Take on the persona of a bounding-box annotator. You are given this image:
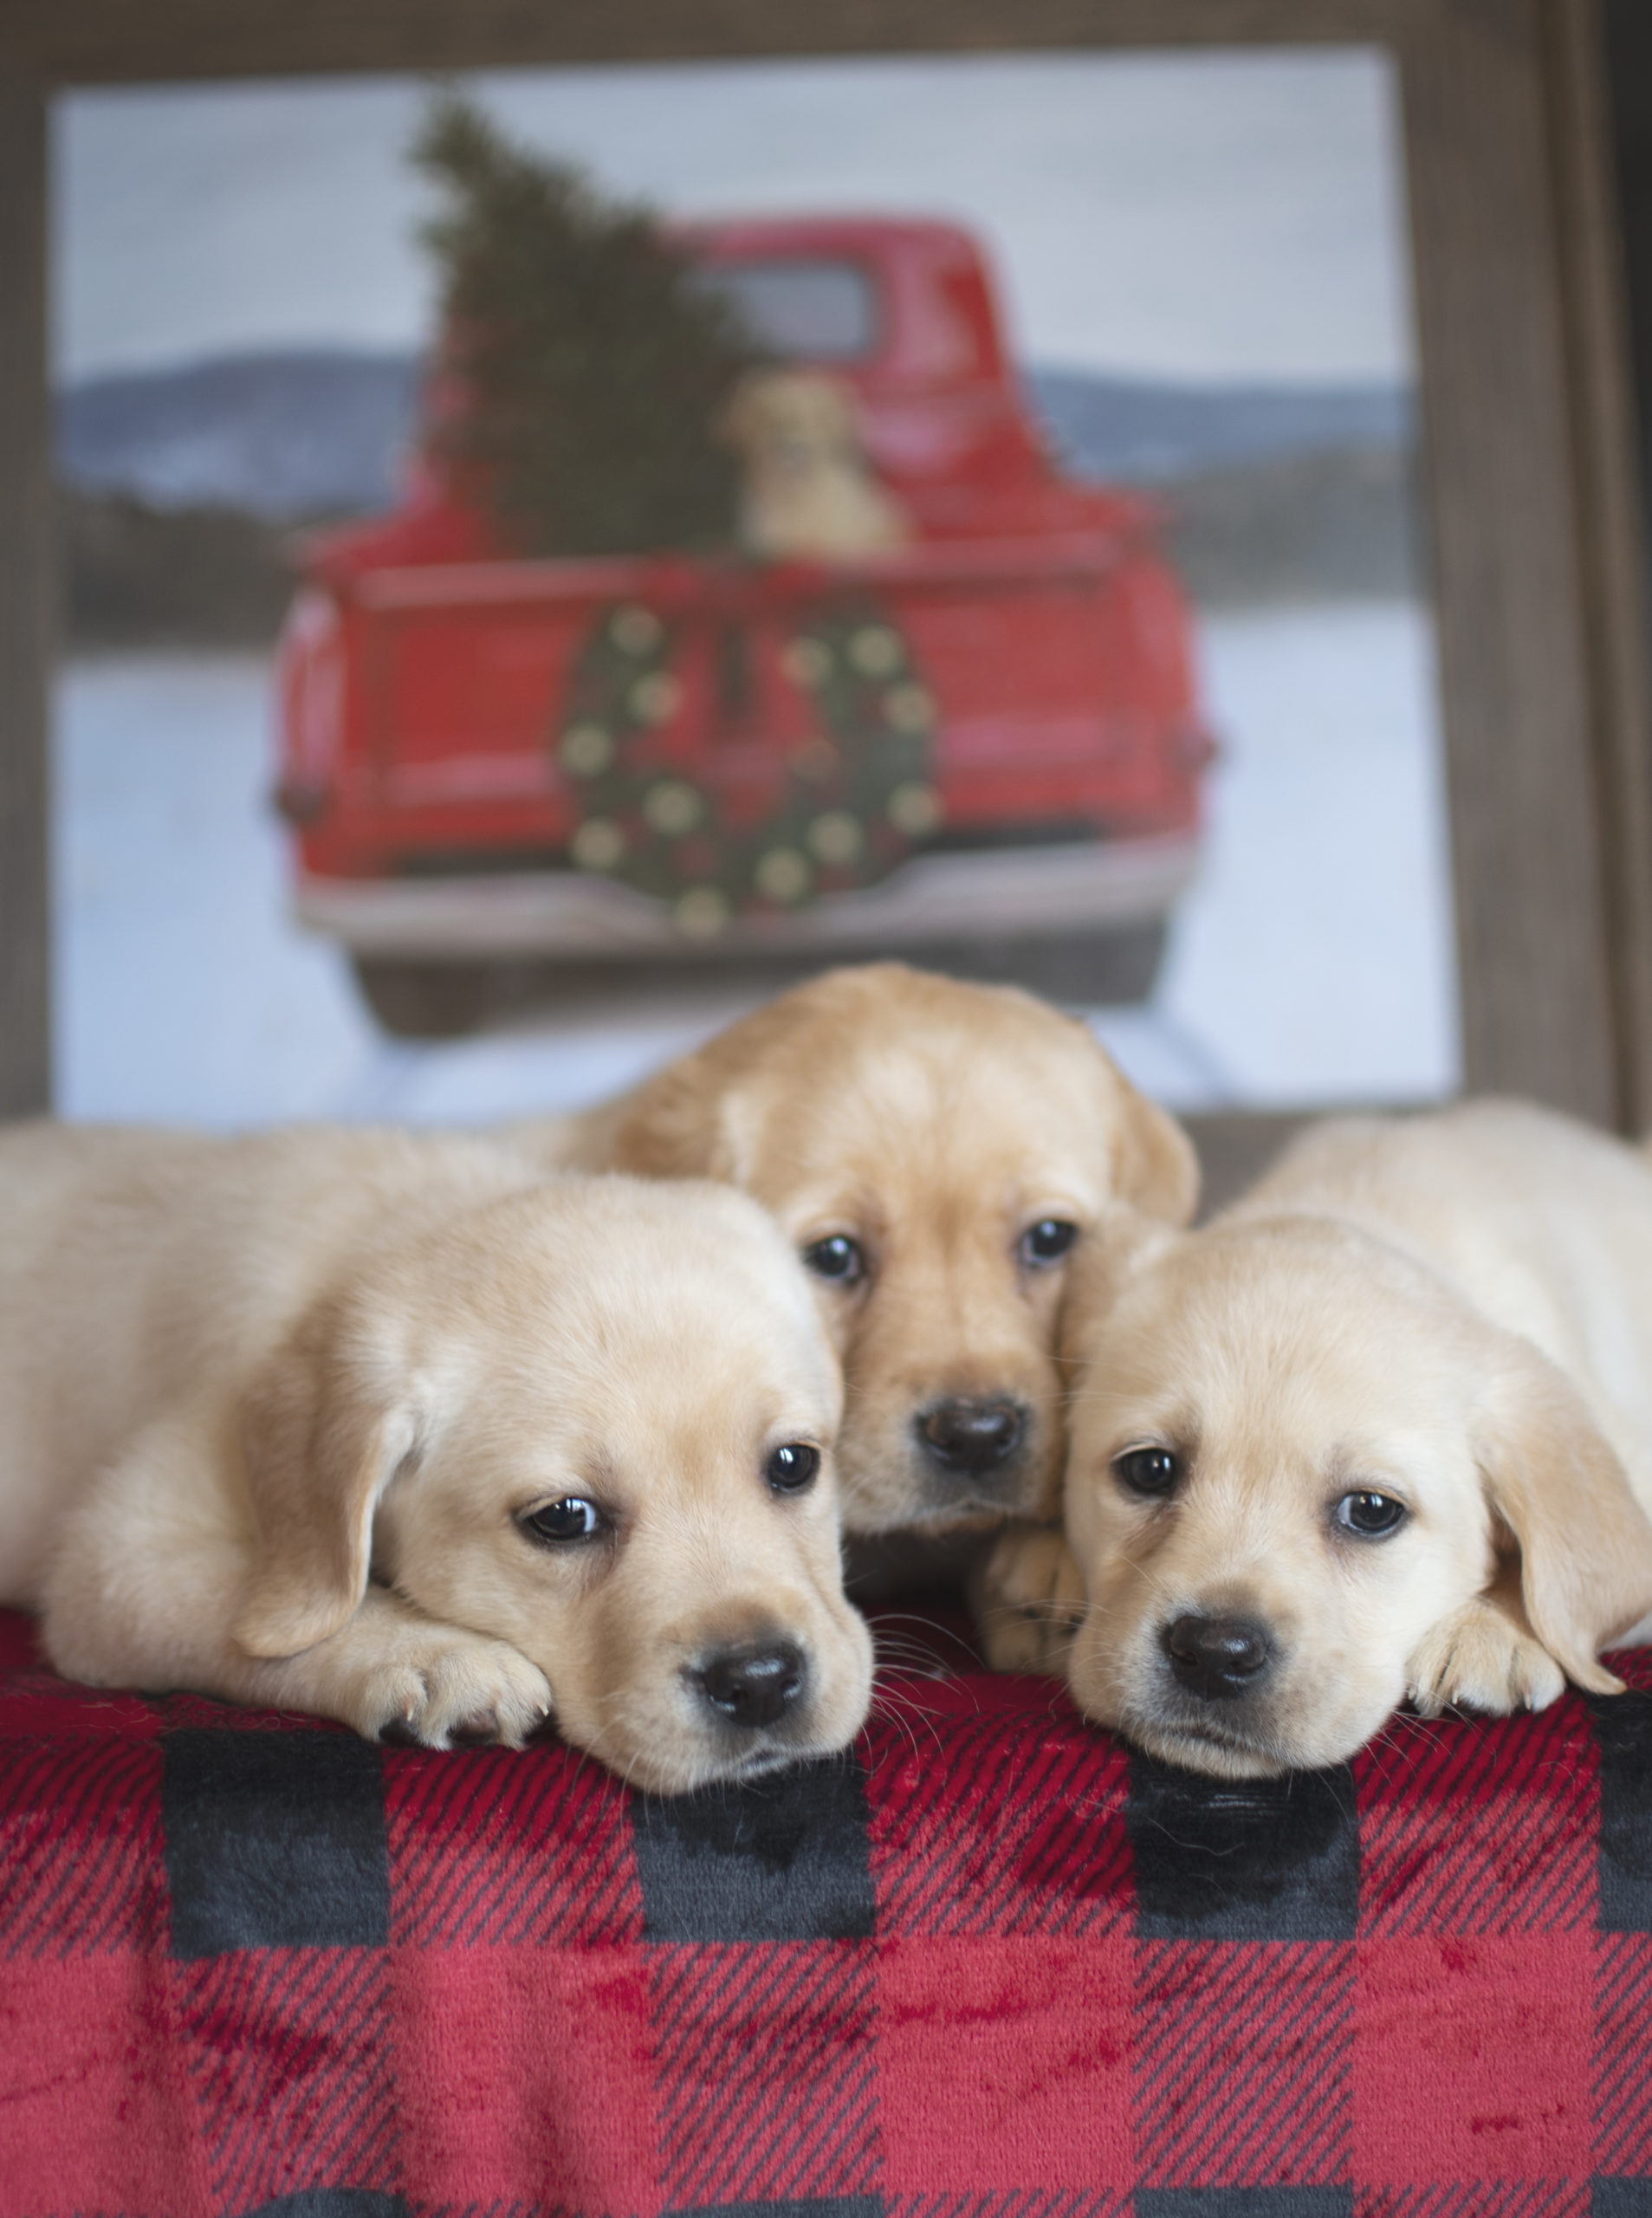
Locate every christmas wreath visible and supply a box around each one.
[553,600,944,933]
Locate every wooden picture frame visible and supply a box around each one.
[3,0,1649,1190]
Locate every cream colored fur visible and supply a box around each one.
[721,367,910,560]
[991,1099,1652,1774]
[506,963,1199,1540]
[0,1121,871,1790]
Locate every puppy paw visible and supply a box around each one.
[969,1521,1087,1676]
[1405,1598,1566,1718]
[282,1613,554,1749]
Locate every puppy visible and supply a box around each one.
[720,366,910,561]
[0,1122,871,1792]
[522,963,1199,1540]
[1050,1099,1652,1777]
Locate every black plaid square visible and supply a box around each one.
[1138,2193,1353,2217]
[1594,2181,1652,2215]
[634,1754,874,1942]
[240,2195,407,2216]
[163,1729,388,1957]
[1596,1689,1652,1934]
[1128,1755,1359,1940]
[885,2197,1128,2218]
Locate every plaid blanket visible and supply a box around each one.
[0,1603,1648,2215]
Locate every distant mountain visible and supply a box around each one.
[56,348,1413,522]
[1027,369,1414,483]
[57,350,424,521]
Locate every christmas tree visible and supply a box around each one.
[414,91,761,558]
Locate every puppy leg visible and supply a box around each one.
[969,1520,1087,1676]
[255,1592,555,1748]
[40,1412,553,1748]
[1405,1595,1568,1716]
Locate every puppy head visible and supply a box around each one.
[1061,1216,1652,1777]
[587,963,1197,1534]
[719,367,856,471]
[233,1177,871,1793]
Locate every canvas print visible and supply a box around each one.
[53,51,1456,1125]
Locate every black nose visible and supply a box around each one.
[695,1641,807,1729]
[1162,1613,1273,1701]
[917,1398,1027,1477]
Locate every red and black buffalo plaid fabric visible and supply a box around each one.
[1,1603,1649,2216]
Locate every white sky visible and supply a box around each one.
[55,49,1416,388]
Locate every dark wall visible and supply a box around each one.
[1603,1,1652,568]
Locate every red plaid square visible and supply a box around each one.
[0,1955,211,2215]
[0,1737,165,1956]
[154,1693,328,1731]
[1597,1932,1652,2176]
[869,1700,1132,1938]
[393,1938,660,2211]
[386,1743,643,1948]
[1133,1940,1353,2187]
[651,1940,878,2205]
[1354,1706,1597,1935]
[177,1944,396,2210]
[0,1617,37,1671]
[1352,1932,1593,2185]
[877,1935,1133,2190]
[0,1668,159,1741]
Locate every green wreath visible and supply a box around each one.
[551,599,943,937]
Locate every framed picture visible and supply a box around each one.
[3,0,1649,1190]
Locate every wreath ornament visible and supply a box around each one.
[553,596,944,936]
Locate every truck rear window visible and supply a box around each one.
[692,260,878,362]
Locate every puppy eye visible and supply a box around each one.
[1335,1490,1408,1538]
[802,1235,865,1286]
[1020,1218,1079,1268]
[766,1442,820,1494]
[521,1497,607,1546]
[1113,1446,1182,1497]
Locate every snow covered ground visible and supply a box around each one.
[53,598,1458,1127]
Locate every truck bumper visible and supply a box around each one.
[293,834,1199,961]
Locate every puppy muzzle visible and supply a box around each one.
[691,1638,808,1731]
[910,1396,1039,1515]
[1161,1612,1273,1701]
[1111,1607,1296,1776]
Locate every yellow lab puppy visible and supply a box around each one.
[1041,1099,1652,1776]
[720,366,910,561]
[523,963,1199,1540]
[0,1122,871,1792]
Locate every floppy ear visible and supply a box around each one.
[580,1053,756,1184]
[1058,1211,1182,1368]
[231,1297,422,1659]
[1474,1337,1652,1695]
[1107,1066,1200,1227]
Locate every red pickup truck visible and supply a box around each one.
[275,216,1212,1035]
